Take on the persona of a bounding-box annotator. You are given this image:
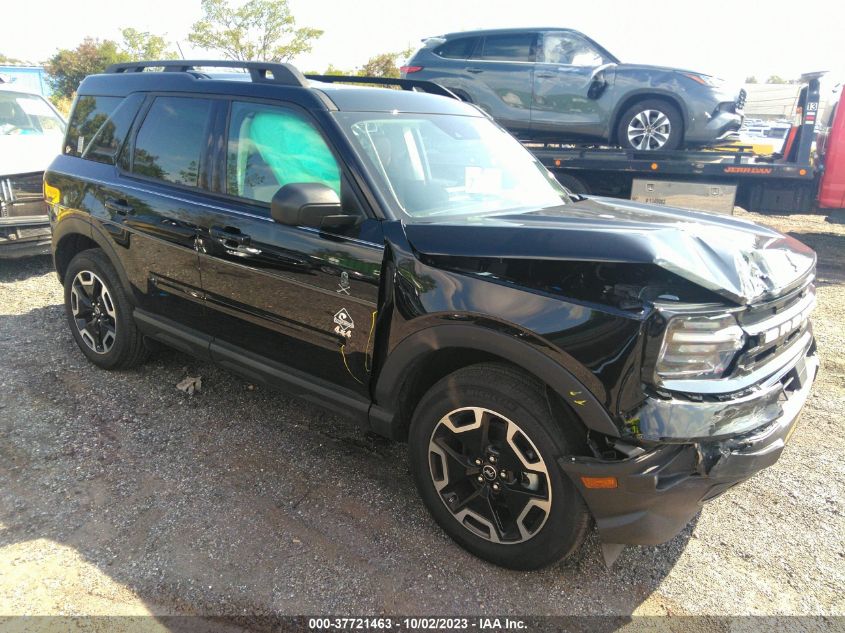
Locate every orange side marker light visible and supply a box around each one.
[581,476,618,489]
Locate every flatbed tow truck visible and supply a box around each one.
[526,72,843,214]
[312,72,844,214]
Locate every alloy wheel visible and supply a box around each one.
[428,407,552,544]
[70,270,117,355]
[627,109,672,150]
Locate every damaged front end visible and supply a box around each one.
[559,274,819,559]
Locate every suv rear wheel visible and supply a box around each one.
[64,249,149,369]
[617,99,683,151]
[409,363,590,569]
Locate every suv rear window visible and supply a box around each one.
[478,34,536,62]
[434,37,479,59]
[66,95,121,158]
[132,97,213,188]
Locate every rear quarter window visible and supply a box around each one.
[65,96,122,159]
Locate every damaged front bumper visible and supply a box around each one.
[559,343,818,547]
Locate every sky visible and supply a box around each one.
[2,0,844,91]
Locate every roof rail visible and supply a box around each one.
[104,60,309,87]
[304,74,458,100]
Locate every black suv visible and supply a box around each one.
[46,61,818,570]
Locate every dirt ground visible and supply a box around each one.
[0,210,843,627]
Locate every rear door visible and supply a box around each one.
[464,33,538,135]
[531,31,609,139]
[107,94,214,337]
[194,99,384,396]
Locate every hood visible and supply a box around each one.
[0,133,64,176]
[404,197,816,305]
[615,63,706,76]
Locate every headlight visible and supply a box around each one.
[656,313,745,380]
[682,72,722,88]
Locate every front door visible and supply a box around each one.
[531,31,608,140]
[194,100,384,396]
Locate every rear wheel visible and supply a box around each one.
[64,249,149,369]
[409,363,590,569]
[616,99,683,151]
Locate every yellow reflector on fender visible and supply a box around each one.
[581,476,618,489]
[44,183,60,205]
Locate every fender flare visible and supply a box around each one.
[371,323,621,439]
[53,215,135,303]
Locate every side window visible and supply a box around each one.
[82,94,144,165]
[65,96,121,158]
[541,33,604,67]
[434,37,479,59]
[478,34,536,62]
[132,96,213,188]
[226,101,341,205]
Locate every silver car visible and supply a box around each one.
[403,28,745,150]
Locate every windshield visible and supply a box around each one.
[334,112,570,220]
[0,92,66,137]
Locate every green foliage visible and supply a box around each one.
[0,53,25,64]
[357,46,414,78]
[766,75,792,85]
[745,76,758,84]
[45,38,130,100]
[188,0,323,62]
[120,28,178,61]
[323,64,346,76]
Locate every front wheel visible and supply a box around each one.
[409,363,590,569]
[616,99,683,151]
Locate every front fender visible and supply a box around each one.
[372,321,621,439]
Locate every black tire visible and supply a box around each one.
[616,99,683,151]
[554,173,591,195]
[409,363,590,570]
[63,249,149,370]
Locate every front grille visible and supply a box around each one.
[733,279,815,377]
[0,172,47,219]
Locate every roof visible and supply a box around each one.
[437,27,580,38]
[79,65,478,116]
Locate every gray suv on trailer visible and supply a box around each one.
[403,28,745,150]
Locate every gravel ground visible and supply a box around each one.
[0,211,843,624]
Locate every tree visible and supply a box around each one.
[745,76,758,84]
[188,0,322,62]
[120,28,178,60]
[766,75,791,85]
[357,46,414,78]
[0,53,25,64]
[45,38,129,100]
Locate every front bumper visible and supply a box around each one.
[559,345,818,546]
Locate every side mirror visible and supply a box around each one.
[270,182,358,229]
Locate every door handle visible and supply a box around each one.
[105,197,133,215]
[466,67,484,74]
[536,73,557,79]
[210,226,250,247]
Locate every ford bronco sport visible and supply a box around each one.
[45,61,818,569]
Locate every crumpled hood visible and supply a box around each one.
[404,197,816,305]
[0,133,63,176]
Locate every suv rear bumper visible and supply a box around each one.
[559,346,818,546]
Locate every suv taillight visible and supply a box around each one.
[400,65,423,74]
